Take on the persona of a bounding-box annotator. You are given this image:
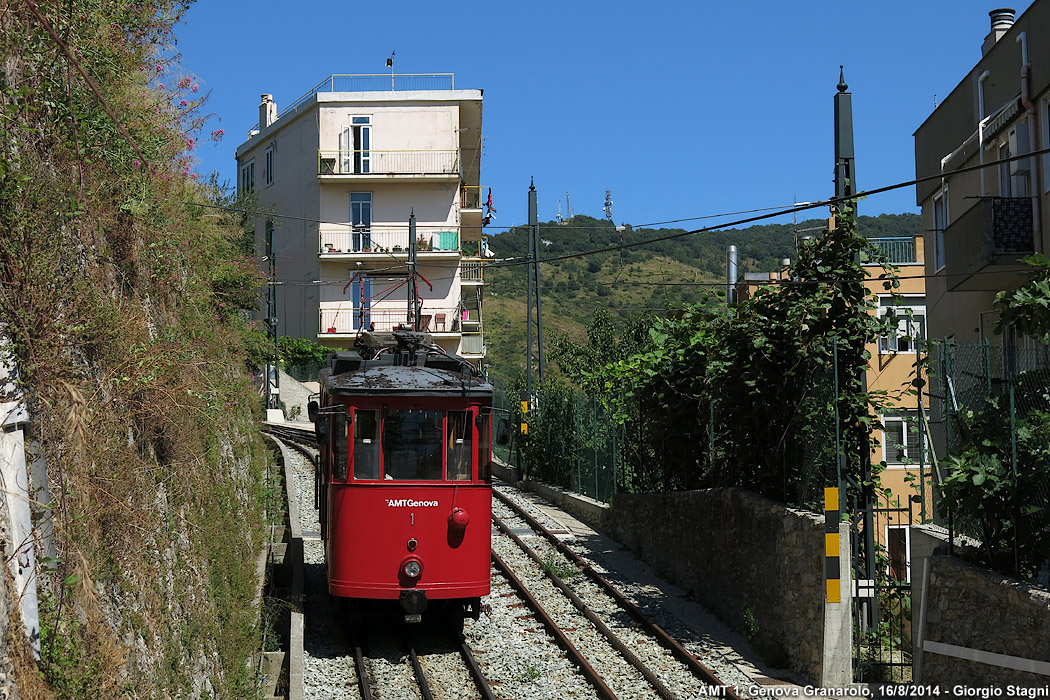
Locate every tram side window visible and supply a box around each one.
[383,409,442,480]
[477,413,492,483]
[447,411,473,481]
[332,411,348,481]
[353,409,380,480]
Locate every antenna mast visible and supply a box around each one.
[603,190,614,221]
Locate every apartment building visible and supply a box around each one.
[914,5,1048,348]
[235,74,487,367]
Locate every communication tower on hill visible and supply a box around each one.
[603,190,614,221]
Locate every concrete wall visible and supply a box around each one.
[915,554,1050,686]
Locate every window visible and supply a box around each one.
[998,142,1012,197]
[932,189,947,271]
[447,411,474,481]
[383,409,443,480]
[352,409,380,479]
[264,146,273,186]
[1043,97,1050,193]
[240,160,255,194]
[477,412,492,483]
[332,410,348,481]
[348,274,372,330]
[878,297,926,354]
[339,116,372,174]
[882,411,925,466]
[350,192,372,251]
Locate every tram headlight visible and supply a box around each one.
[403,559,422,579]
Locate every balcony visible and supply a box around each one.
[459,333,484,357]
[317,150,458,179]
[944,197,1034,291]
[318,304,467,338]
[460,185,486,244]
[461,259,484,285]
[319,227,460,260]
[863,237,918,265]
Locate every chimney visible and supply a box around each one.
[259,94,277,130]
[982,8,1015,55]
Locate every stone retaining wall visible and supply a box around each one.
[916,554,1050,686]
[605,488,845,684]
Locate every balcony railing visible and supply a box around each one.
[944,197,1034,291]
[460,334,484,355]
[864,237,917,264]
[319,305,466,335]
[460,185,487,210]
[319,227,460,254]
[318,150,458,176]
[461,260,484,283]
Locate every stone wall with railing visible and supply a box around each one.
[915,553,1050,686]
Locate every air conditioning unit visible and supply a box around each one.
[1009,126,1031,175]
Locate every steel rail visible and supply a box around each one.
[406,640,436,700]
[491,551,619,700]
[354,643,374,700]
[494,516,679,700]
[493,489,744,700]
[458,635,499,700]
[263,423,318,446]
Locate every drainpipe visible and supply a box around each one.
[1017,32,1043,252]
[978,70,991,196]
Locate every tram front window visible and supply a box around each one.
[447,411,473,481]
[383,409,442,480]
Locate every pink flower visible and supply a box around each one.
[210,129,224,141]
[132,159,141,168]
[155,64,162,72]
[191,85,199,93]
[179,99,187,107]
[178,77,191,88]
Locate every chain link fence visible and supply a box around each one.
[928,339,1050,579]
[491,342,845,510]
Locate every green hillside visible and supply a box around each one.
[482,212,921,383]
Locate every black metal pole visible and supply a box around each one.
[835,68,875,632]
[409,210,418,330]
[265,217,280,411]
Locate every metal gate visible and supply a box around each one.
[851,489,916,682]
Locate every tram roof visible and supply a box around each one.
[320,363,493,398]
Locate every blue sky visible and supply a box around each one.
[176,1,1033,232]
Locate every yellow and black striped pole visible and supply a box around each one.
[825,487,841,603]
[519,390,529,435]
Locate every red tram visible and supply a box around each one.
[309,331,496,623]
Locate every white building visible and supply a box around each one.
[235,74,486,365]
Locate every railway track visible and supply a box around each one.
[353,625,497,700]
[271,427,758,699]
[273,430,498,700]
[490,488,746,700]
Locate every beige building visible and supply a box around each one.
[914,5,1048,350]
[235,74,487,366]
[863,236,931,583]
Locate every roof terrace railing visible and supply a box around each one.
[247,73,456,139]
